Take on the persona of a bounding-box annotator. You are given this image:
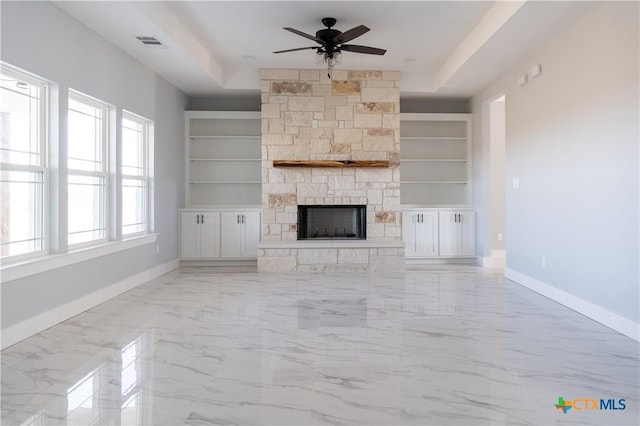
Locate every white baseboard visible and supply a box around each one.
[505,268,639,342]
[406,258,477,265]
[1,258,179,350]
[180,259,257,267]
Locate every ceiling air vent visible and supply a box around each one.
[135,36,166,48]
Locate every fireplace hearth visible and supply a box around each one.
[297,205,366,240]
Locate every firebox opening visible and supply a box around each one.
[297,205,366,240]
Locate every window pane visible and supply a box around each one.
[122,118,144,176]
[0,72,42,167]
[122,178,146,236]
[0,170,44,257]
[122,112,150,236]
[68,174,106,245]
[68,97,104,172]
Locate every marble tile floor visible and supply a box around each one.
[1,266,638,425]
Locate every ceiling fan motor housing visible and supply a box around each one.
[316,28,341,42]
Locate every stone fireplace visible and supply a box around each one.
[257,68,405,272]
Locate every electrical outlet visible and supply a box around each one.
[312,119,319,128]
[541,256,546,268]
[512,178,520,189]
[497,233,503,241]
[338,120,344,128]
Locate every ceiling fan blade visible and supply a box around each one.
[340,44,386,55]
[273,46,318,54]
[283,27,323,44]
[333,25,370,44]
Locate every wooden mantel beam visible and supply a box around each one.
[273,160,389,168]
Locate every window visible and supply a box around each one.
[0,65,47,260]
[67,91,109,246]
[121,112,151,236]
[0,61,158,278]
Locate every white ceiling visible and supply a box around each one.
[54,1,597,99]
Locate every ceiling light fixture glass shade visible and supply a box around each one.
[328,52,342,68]
[316,51,342,68]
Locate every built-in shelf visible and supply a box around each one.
[400,136,467,141]
[190,158,261,162]
[186,111,262,207]
[401,181,468,184]
[190,135,261,139]
[273,160,390,168]
[401,159,467,162]
[400,113,472,206]
[190,181,261,184]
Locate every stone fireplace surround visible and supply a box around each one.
[257,68,405,272]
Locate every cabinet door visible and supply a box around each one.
[180,212,200,259]
[439,211,475,256]
[456,211,475,256]
[199,212,221,258]
[403,211,438,257]
[402,211,420,257]
[241,212,261,258]
[220,212,242,258]
[415,211,438,257]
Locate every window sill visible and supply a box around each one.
[1,233,158,283]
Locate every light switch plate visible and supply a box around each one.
[512,178,520,189]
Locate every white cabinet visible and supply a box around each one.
[180,209,260,260]
[438,211,475,256]
[220,211,261,258]
[185,111,261,207]
[402,209,475,259]
[400,114,472,206]
[182,111,262,263]
[402,211,438,257]
[180,211,220,259]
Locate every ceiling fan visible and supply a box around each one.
[274,17,386,68]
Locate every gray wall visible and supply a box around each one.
[489,100,506,252]
[470,2,639,321]
[400,97,469,113]
[1,1,187,328]
[188,94,261,111]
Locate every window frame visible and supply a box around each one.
[66,89,111,249]
[0,64,49,263]
[120,110,152,238]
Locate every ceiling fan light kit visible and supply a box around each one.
[274,17,386,77]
